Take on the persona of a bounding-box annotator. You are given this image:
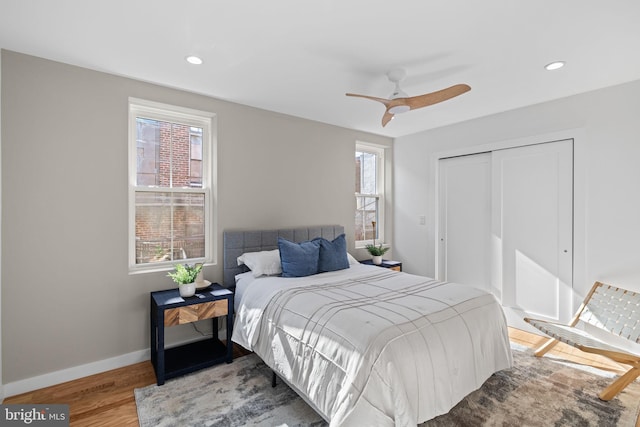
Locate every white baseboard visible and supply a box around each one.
[503,306,545,335]
[3,348,150,399]
[3,327,227,399]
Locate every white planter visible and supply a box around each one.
[179,282,196,297]
[372,255,383,265]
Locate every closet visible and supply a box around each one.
[438,139,573,323]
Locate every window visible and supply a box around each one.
[355,142,385,247]
[129,98,216,272]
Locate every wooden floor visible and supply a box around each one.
[3,328,637,426]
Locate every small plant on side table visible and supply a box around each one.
[366,220,389,265]
[168,263,203,297]
[365,243,390,257]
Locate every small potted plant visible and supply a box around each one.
[167,263,203,297]
[366,243,389,265]
[366,220,389,265]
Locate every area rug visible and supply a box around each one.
[135,344,640,427]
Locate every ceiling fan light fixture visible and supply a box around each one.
[388,105,411,114]
[346,67,471,127]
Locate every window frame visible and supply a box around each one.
[355,141,385,248]
[128,98,217,273]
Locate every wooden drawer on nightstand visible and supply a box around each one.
[164,300,228,326]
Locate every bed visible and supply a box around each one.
[225,225,512,426]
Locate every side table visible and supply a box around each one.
[150,283,234,385]
[360,259,403,272]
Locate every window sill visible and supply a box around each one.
[129,260,214,275]
[355,242,389,250]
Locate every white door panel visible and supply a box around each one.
[438,153,491,292]
[493,140,573,322]
[438,139,573,323]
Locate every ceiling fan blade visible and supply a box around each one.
[382,111,394,127]
[346,93,392,107]
[404,84,471,110]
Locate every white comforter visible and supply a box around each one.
[232,264,512,426]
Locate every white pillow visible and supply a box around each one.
[347,252,360,265]
[237,249,282,277]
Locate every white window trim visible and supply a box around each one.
[128,97,217,274]
[355,141,385,248]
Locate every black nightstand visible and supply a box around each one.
[360,259,402,272]
[150,283,234,385]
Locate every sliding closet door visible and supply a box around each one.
[492,140,573,322]
[438,153,492,292]
[438,139,573,323]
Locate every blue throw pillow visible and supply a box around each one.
[278,237,320,277]
[313,234,350,273]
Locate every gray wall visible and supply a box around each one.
[394,78,640,307]
[0,50,392,386]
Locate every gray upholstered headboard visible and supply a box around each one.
[223,225,344,287]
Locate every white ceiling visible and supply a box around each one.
[2,1,640,137]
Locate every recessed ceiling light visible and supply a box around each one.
[186,56,203,65]
[545,61,565,71]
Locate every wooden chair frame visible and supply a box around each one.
[525,281,640,401]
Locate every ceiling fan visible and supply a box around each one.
[346,68,471,127]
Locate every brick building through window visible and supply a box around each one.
[132,110,209,267]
